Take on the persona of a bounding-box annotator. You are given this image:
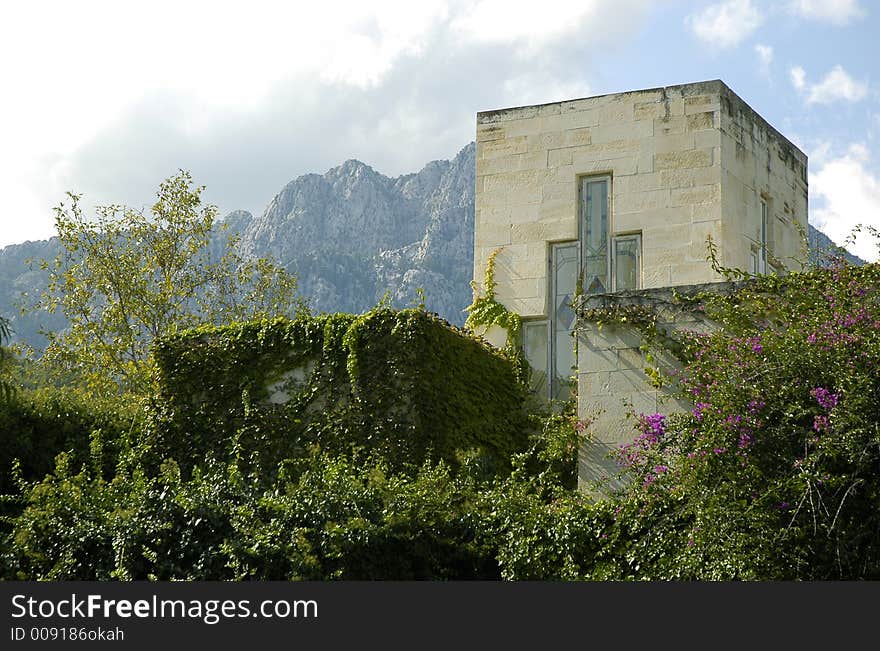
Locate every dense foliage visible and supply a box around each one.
[5,255,880,580]
[35,171,303,396]
[602,258,880,579]
[146,308,531,478]
[0,316,12,403]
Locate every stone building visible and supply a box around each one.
[472,79,808,489]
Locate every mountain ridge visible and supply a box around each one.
[0,142,865,347]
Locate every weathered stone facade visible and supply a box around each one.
[472,80,808,489]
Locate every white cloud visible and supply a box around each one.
[0,0,653,248]
[686,0,764,48]
[787,0,865,25]
[811,143,880,262]
[754,44,773,75]
[801,65,869,104]
[451,0,606,49]
[790,66,807,90]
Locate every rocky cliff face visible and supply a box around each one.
[0,140,864,348]
[233,142,475,323]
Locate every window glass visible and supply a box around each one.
[612,235,640,291]
[551,242,578,401]
[581,177,608,294]
[758,200,768,274]
[522,320,549,397]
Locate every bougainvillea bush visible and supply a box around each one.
[613,255,880,579]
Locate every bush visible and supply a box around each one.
[609,260,880,578]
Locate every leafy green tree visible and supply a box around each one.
[37,171,305,396]
[0,315,12,402]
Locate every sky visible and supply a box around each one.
[1,0,878,260]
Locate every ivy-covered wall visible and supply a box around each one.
[148,308,531,477]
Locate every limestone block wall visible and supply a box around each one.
[575,284,735,493]
[473,80,808,489]
[473,80,807,319]
[475,82,722,319]
[718,87,809,271]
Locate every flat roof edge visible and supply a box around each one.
[476,79,806,162]
[476,80,726,118]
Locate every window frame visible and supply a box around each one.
[578,174,612,296]
[549,241,579,401]
[521,318,550,399]
[610,232,642,292]
[757,198,769,275]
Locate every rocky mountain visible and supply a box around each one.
[233,142,475,322]
[807,222,865,266]
[0,140,866,348]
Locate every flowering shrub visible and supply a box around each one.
[614,256,880,578]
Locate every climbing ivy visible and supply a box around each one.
[147,307,532,479]
[465,248,529,385]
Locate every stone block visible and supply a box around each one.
[621,206,694,229]
[502,116,543,137]
[684,95,720,115]
[670,261,720,285]
[506,296,546,318]
[474,206,511,226]
[643,265,671,288]
[636,149,654,175]
[654,148,713,170]
[538,201,577,225]
[591,120,653,144]
[582,323,643,350]
[478,136,529,159]
[577,371,613,397]
[654,115,687,136]
[550,165,575,184]
[659,165,721,189]
[477,125,506,142]
[548,148,574,167]
[572,140,641,161]
[617,348,645,374]
[508,203,543,224]
[688,221,721,260]
[511,219,575,243]
[564,127,592,147]
[614,172,663,195]
[686,111,715,131]
[662,98,685,117]
[598,99,635,124]
[669,183,721,207]
[474,223,511,246]
[573,156,638,177]
[607,366,652,394]
[561,98,598,113]
[542,181,573,202]
[653,132,696,154]
[501,277,543,299]
[643,223,692,250]
[478,150,549,175]
[613,188,672,214]
[634,101,666,121]
[694,128,721,149]
[579,345,619,373]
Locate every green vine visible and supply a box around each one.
[465,248,523,358]
[148,307,532,478]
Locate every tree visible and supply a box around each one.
[38,171,305,396]
[0,315,12,402]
